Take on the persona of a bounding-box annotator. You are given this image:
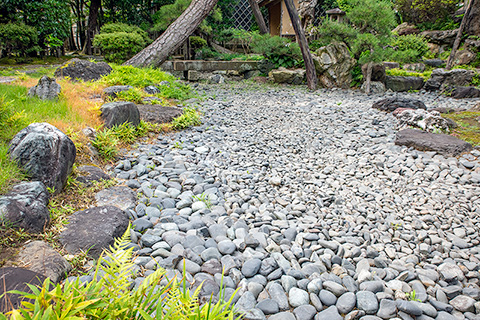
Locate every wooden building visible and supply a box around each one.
[257,0,300,36]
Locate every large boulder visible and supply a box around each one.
[312,42,356,88]
[372,97,427,112]
[395,129,472,156]
[9,123,76,194]
[5,241,71,283]
[0,267,46,313]
[420,29,458,46]
[450,86,480,99]
[385,76,424,92]
[28,76,61,100]
[100,101,140,128]
[424,68,475,91]
[0,181,50,233]
[59,206,129,258]
[392,22,419,35]
[137,105,183,124]
[269,68,306,85]
[54,58,112,82]
[452,49,477,66]
[362,63,386,83]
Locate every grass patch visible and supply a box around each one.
[443,111,480,146]
[386,68,432,80]
[171,107,201,130]
[100,65,195,101]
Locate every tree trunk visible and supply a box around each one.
[84,0,101,55]
[365,61,373,95]
[124,0,219,68]
[283,0,317,90]
[465,0,479,36]
[446,0,473,69]
[247,0,268,35]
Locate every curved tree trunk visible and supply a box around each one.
[124,0,219,68]
[465,0,479,36]
[247,0,268,34]
[447,0,473,69]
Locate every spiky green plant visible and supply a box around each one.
[1,226,239,319]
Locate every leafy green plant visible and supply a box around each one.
[388,34,430,63]
[395,0,461,28]
[91,129,119,161]
[0,23,40,57]
[1,227,239,319]
[171,107,201,130]
[405,290,421,302]
[190,36,207,49]
[250,34,303,69]
[114,88,145,104]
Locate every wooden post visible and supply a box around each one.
[446,0,473,69]
[283,0,317,90]
[247,0,269,35]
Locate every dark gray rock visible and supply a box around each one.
[395,129,473,156]
[76,165,111,185]
[137,105,183,124]
[435,311,457,320]
[319,289,337,306]
[100,101,140,129]
[9,123,76,193]
[144,85,160,94]
[372,97,426,112]
[28,76,61,100]
[54,58,112,82]
[269,282,290,311]
[235,291,257,312]
[242,258,262,277]
[396,300,422,316]
[385,76,424,92]
[356,291,378,314]
[59,205,129,258]
[0,181,49,233]
[424,68,475,91]
[450,86,480,99]
[362,63,386,83]
[95,186,137,211]
[132,218,153,232]
[423,59,445,68]
[256,299,279,314]
[359,281,384,293]
[377,299,397,319]
[0,267,47,313]
[4,241,71,283]
[315,306,342,320]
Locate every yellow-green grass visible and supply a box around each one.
[443,111,480,146]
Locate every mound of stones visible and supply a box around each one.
[54,58,112,82]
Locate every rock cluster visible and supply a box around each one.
[54,58,112,82]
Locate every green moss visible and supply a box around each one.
[443,111,480,146]
[386,68,432,80]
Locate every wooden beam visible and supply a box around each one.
[248,0,269,34]
[283,0,317,90]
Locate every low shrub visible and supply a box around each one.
[0,23,40,57]
[93,23,152,63]
[190,36,207,49]
[387,34,429,63]
[250,34,302,68]
[171,107,201,130]
[386,68,432,80]
[0,227,238,319]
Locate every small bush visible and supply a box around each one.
[171,107,201,130]
[250,34,302,68]
[0,23,40,57]
[93,23,152,63]
[386,68,432,80]
[395,0,461,28]
[387,34,429,63]
[115,87,144,104]
[310,19,358,50]
[91,129,119,161]
[190,36,207,49]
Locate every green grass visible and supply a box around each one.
[0,143,25,194]
[443,111,480,146]
[100,65,195,101]
[386,68,432,80]
[171,107,201,130]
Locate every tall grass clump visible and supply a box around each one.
[0,227,239,319]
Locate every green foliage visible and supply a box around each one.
[91,129,119,161]
[171,107,201,130]
[0,23,40,57]
[342,0,396,35]
[151,0,222,35]
[1,227,239,319]
[395,0,462,28]
[190,36,207,49]
[1,0,71,49]
[192,193,212,209]
[309,19,358,50]
[93,23,152,64]
[350,64,364,88]
[386,68,432,80]
[386,34,430,63]
[243,32,303,68]
[100,66,194,101]
[115,88,145,104]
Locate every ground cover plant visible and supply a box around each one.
[0,228,239,319]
